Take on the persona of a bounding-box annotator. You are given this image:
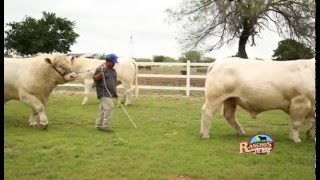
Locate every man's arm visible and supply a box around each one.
[93,68,103,82]
[114,71,118,98]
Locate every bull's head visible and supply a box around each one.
[45,55,77,82]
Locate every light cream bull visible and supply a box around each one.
[70,57,139,105]
[201,58,315,143]
[4,54,77,129]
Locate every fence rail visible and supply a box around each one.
[59,60,211,96]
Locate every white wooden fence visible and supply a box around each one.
[59,60,211,96]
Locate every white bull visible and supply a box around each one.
[4,54,77,129]
[70,57,139,105]
[201,58,315,143]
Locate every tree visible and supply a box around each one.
[272,39,314,61]
[153,55,165,62]
[4,51,13,58]
[201,56,215,63]
[167,0,315,59]
[4,11,79,56]
[163,56,177,62]
[99,54,107,60]
[178,50,203,62]
[134,58,152,62]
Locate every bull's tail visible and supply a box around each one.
[132,60,139,98]
[207,61,216,74]
[221,103,225,117]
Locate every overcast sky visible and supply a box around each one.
[4,0,283,60]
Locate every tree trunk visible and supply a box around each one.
[238,35,248,58]
[237,19,251,59]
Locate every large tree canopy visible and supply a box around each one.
[4,11,79,56]
[272,39,314,60]
[167,0,315,58]
[178,50,203,62]
[153,55,166,62]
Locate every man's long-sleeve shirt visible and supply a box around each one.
[93,65,117,99]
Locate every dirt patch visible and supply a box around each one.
[4,144,15,153]
[52,90,85,96]
[66,77,206,87]
[52,90,205,100]
[138,77,205,87]
[55,75,206,97]
[172,175,208,180]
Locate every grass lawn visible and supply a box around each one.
[4,92,315,180]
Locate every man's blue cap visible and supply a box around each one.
[105,53,118,63]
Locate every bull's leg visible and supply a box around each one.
[122,93,126,104]
[82,79,93,105]
[289,96,311,143]
[200,101,222,139]
[19,91,48,129]
[305,110,315,140]
[123,83,133,106]
[289,118,303,143]
[306,119,315,140]
[28,109,39,127]
[125,89,133,106]
[223,98,245,136]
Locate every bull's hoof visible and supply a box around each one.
[306,131,311,140]
[292,138,301,143]
[39,124,48,130]
[306,131,314,140]
[200,133,210,139]
[236,131,246,136]
[29,124,38,128]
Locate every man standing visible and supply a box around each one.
[93,53,118,132]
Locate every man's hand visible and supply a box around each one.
[101,64,107,72]
[93,71,103,82]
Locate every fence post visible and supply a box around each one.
[186,60,190,96]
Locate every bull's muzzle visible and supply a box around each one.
[64,72,77,81]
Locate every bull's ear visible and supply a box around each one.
[71,56,75,63]
[45,58,53,64]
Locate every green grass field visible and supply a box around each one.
[4,92,315,180]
